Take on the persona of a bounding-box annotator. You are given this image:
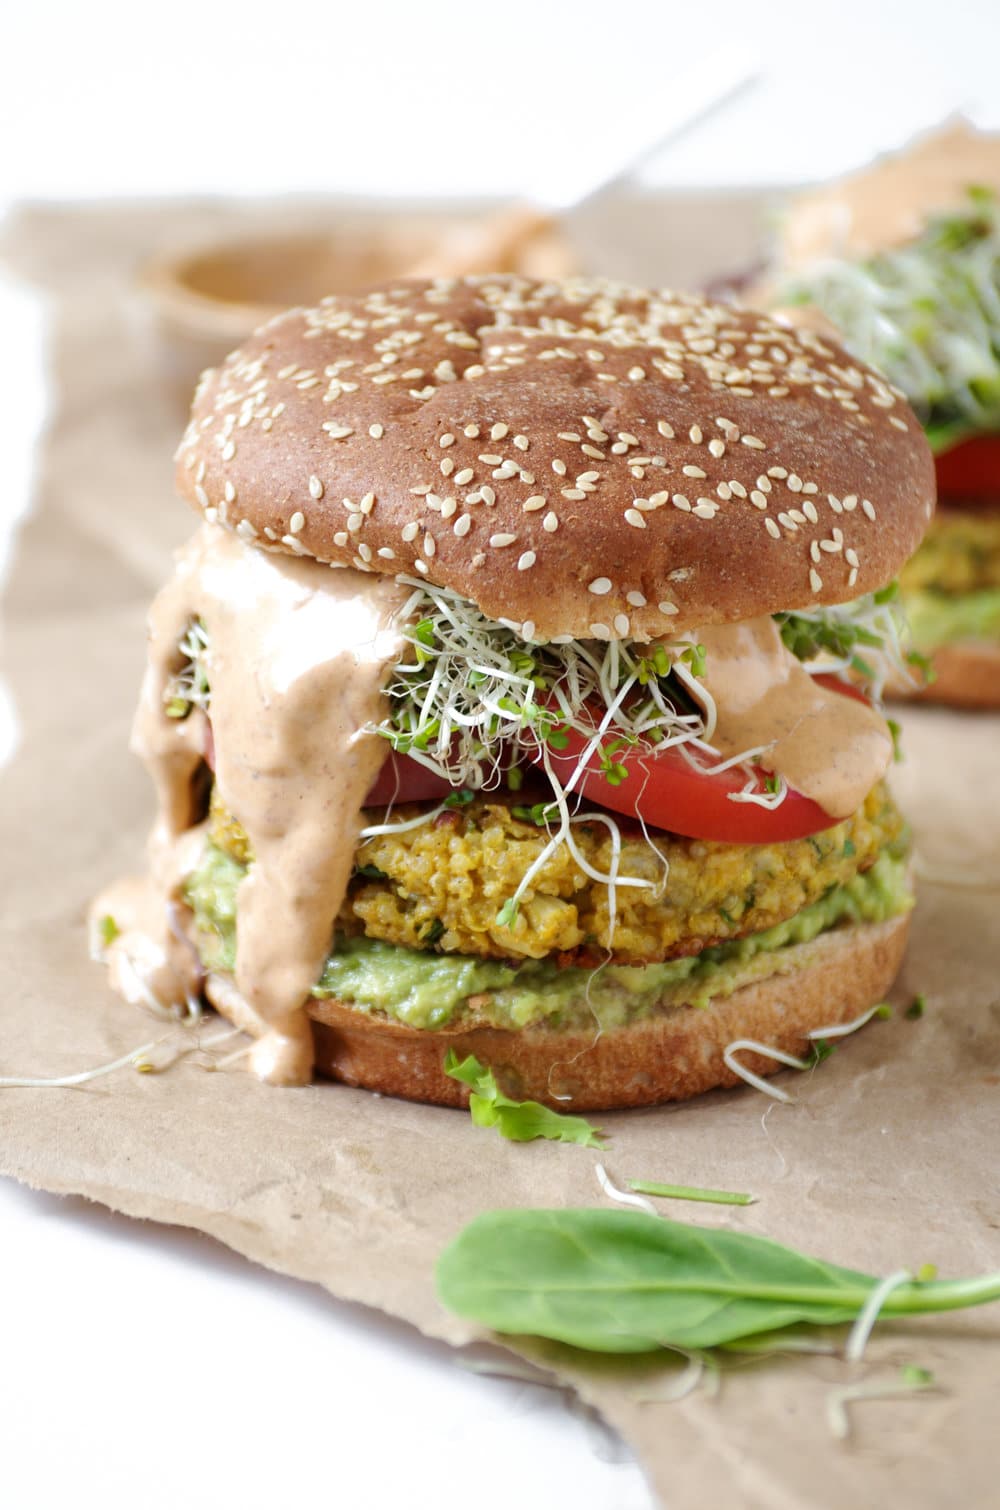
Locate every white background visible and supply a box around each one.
[2,4,999,1507]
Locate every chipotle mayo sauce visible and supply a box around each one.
[93,523,408,1085]
[777,122,1000,269]
[688,617,893,819]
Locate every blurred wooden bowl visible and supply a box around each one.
[136,212,575,412]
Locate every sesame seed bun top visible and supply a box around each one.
[176,275,935,642]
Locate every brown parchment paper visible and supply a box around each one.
[2,199,999,1510]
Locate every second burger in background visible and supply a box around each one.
[763,121,1000,707]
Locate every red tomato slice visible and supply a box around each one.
[363,750,454,805]
[525,676,869,844]
[934,435,1000,502]
[204,721,453,806]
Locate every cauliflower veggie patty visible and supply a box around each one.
[207,784,905,966]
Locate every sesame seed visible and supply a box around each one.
[845,547,860,567]
[401,521,419,542]
[689,425,703,443]
[480,486,496,506]
[440,497,457,519]
[658,601,679,616]
[777,512,798,531]
[490,423,509,440]
[490,533,517,548]
[624,509,646,528]
[410,484,432,496]
[626,590,647,607]
[810,541,821,563]
[289,511,305,534]
[439,432,455,448]
[741,435,766,449]
[194,484,209,508]
[764,517,781,539]
[861,498,877,521]
[221,440,236,462]
[522,621,536,640]
[657,420,675,439]
[588,577,612,595]
[614,613,630,636]
[729,481,747,499]
[682,465,706,478]
[414,559,429,574]
[842,494,858,511]
[454,467,474,485]
[542,512,559,533]
[809,568,823,592]
[479,453,503,466]
[558,432,581,442]
[562,488,587,500]
[848,567,859,587]
[628,366,646,381]
[768,466,788,479]
[453,514,472,537]
[323,423,353,440]
[787,474,803,492]
[464,424,480,437]
[750,491,768,509]
[693,501,717,519]
[590,622,611,639]
[347,514,363,534]
[224,480,237,503]
[802,500,819,523]
[236,519,257,541]
[440,457,455,476]
[756,476,772,492]
[377,547,396,560]
[672,494,692,511]
[552,459,567,476]
[423,533,436,557]
[708,438,726,458]
[522,495,546,511]
[333,531,349,547]
[517,551,536,571]
[716,483,732,501]
[369,423,384,439]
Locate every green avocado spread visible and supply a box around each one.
[902,586,1000,650]
[184,843,912,1033]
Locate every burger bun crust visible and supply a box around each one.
[205,912,909,1110]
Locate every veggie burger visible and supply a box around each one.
[93,276,934,1105]
[764,121,1000,707]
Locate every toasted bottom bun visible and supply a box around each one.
[898,641,1000,709]
[205,912,910,1109]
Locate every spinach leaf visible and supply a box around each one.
[443,1052,604,1149]
[436,1208,1000,1353]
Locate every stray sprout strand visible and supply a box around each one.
[595,1163,659,1216]
[845,1270,914,1363]
[807,1003,885,1041]
[723,1039,811,1103]
[826,1372,938,1442]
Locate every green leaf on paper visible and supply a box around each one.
[443,1051,605,1148]
[436,1208,1000,1354]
